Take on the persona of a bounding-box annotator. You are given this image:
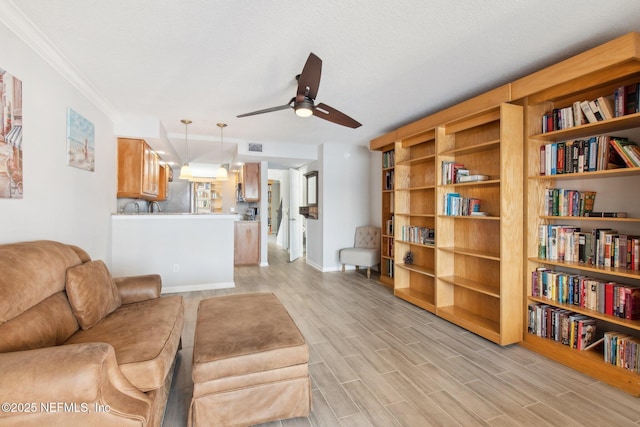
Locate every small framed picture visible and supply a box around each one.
[66,108,95,171]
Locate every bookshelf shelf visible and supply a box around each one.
[529,296,640,329]
[437,305,500,342]
[520,334,640,397]
[539,215,640,223]
[532,112,640,142]
[394,288,436,312]
[440,179,501,188]
[396,240,435,249]
[438,275,500,298]
[520,33,640,396]
[528,167,640,180]
[438,139,500,157]
[395,262,435,277]
[438,215,501,221]
[528,257,640,280]
[397,154,436,166]
[439,246,500,261]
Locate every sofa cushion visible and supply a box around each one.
[66,260,121,330]
[0,240,83,325]
[0,292,79,353]
[65,295,184,392]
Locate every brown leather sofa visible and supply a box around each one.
[0,240,184,427]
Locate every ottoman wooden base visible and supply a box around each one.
[188,293,311,427]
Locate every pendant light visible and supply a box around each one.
[178,119,193,180]
[216,123,228,181]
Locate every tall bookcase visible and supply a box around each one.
[394,130,437,310]
[372,87,523,346]
[435,103,523,346]
[514,32,640,395]
[380,146,396,288]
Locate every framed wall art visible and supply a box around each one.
[0,67,23,198]
[66,108,95,172]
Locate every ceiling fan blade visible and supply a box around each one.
[296,53,322,102]
[237,103,292,118]
[313,103,362,128]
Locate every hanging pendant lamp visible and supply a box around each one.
[216,123,228,181]
[178,119,193,180]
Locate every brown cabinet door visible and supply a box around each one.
[242,163,260,201]
[117,138,160,200]
[234,221,260,265]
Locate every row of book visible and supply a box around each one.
[400,226,435,245]
[604,331,640,373]
[385,217,394,235]
[542,96,615,133]
[441,161,470,184]
[385,238,393,259]
[384,259,394,278]
[383,150,395,168]
[443,193,484,217]
[537,225,640,269]
[543,188,596,217]
[527,302,598,350]
[539,136,639,176]
[384,169,394,191]
[531,268,640,319]
[541,83,640,133]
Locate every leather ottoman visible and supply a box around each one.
[188,293,311,427]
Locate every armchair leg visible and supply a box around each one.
[341,264,345,275]
[367,267,371,279]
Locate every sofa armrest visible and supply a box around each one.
[0,343,151,426]
[114,274,161,304]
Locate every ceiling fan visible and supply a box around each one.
[237,52,362,128]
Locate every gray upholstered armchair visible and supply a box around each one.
[339,226,381,279]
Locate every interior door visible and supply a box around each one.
[288,168,303,262]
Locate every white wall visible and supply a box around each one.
[305,143,373,272]
[0,22,116,262]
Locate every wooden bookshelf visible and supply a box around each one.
[435,103,524,346]
[516,32,640,396]
[371,88,523,346]
[394,131,438,311]
[371,139,397,289]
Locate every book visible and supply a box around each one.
[581,191,597,215]
[458,174,488,183]
[624,287,640,320]
[608,137,637,168]
[580,100,599,123]
[589,100,605,121]
[596,96,615,120]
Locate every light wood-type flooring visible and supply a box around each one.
[162,239,640,427]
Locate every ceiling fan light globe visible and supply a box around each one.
[295,105,313,117]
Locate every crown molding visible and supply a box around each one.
[0,0,119,120]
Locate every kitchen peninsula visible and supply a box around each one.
[111,213,238,293]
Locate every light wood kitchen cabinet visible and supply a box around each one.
[117,138,160,200]
[151,164,170,201]
[234,221,260,265]
[241,163,260,201]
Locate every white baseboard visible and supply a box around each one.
[161,282,235,294]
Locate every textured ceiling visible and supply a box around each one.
[6,0,640,168]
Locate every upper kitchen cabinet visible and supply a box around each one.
[241,163,260,202]
[117,138,160,200]
[150,163,170,201]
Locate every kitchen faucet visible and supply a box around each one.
[120,201,140,213]
[149,201,162,213]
